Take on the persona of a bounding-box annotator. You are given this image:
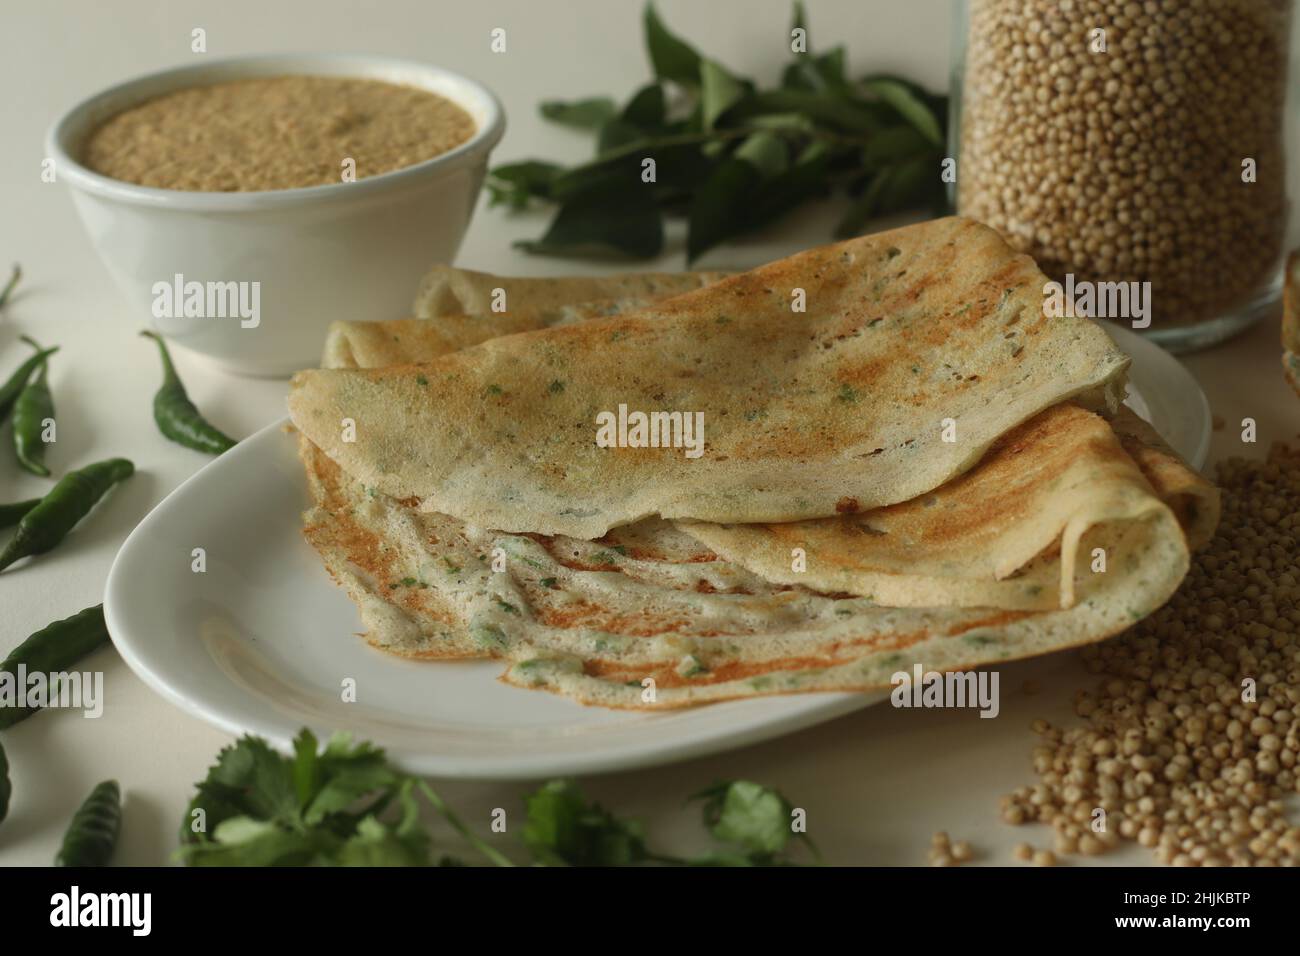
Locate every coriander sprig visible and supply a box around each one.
[178,729,815,867]
[491,2,948,262]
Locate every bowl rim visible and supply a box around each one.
[45,52,506,211]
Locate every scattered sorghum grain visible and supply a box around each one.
[1003,444,1300,866]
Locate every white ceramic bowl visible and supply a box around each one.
[47,54,505,376]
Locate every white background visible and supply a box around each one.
[1,0,1296,866]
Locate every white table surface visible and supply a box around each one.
[2,0,1297,867]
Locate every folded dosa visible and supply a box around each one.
[298,423,1201,709]
[323,267,730,369]
[290,217,1131,538]
[680,405,1217,611]
[411,264,730,320]
[294,220,1214,710]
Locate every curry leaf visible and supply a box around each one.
[860,72,948,115]
[733,130,789,179]
[743,112,817,133]
[701,58,748,130]
[644,2,702,87]
[835,154,941,238]
[877,154,940,214]
[858,76,943,145]
[835,167,893,238]
[687,158,759,262]
[688,132,830,262]
[622,82,667,128]
[486,161,564,209]
[791,0,808,43]
[784,42,848,93]
[733,89,880,132]
[540,97,618,129]
[496,2,945,260]
[861,124,934,170]
[596,118,645,155]
[516,177,663,258]
[747,139,831,224]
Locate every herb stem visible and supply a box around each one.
[572,126,868,174]
[643,851,690,866]
[0,264,20,310]
[416,780,516,867]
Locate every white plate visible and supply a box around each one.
[104,331,1209,779]
[1104,322,1211,471]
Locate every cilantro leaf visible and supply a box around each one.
[186,735,299,834]
[178,730,423,866]
[523,780,648,866]
[292,728,320,808]
[178,730,811,868]
[336,781,431,866]
[691,780,818,864]
[304,734,400,826]
[185,817,334,867]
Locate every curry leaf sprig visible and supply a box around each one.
[490,2,948,262]
[178,729,815,867]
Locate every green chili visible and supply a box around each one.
[55,779,121,867]
[0,342,57,424]
[12,337,54,476]
[0,740,10,828]
[0,498,41,530]
[0,264,19,310]
[0,458,134,573]
[0,605,110,729]
[141,331,236,454]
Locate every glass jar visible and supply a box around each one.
[950,0,1294,352]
